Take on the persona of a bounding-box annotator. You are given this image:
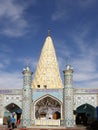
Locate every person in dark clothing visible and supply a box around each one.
[7,116,11,128]
[11,115,15,129]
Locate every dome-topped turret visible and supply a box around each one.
[22,66,33,75]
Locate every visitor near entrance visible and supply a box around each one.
[11,115,15,129]
[17,118,21,126]
[7,116,11,128]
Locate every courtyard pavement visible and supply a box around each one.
[0,125,86,130]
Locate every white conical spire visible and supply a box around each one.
[32,35,63,89]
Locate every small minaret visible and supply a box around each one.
[63,64,74,127]
[22,66,33,127]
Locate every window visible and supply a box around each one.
[44,85,47,89]
[37,85,40,88]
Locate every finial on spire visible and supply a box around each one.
[48,29,51,36]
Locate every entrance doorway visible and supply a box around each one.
[4,103,22,125]
[35,96,61,120]
[76,113,88,125]
[76,103,96,126]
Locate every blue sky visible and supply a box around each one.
[0,0,98,89]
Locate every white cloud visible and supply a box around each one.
[55,22,98,88]
[0,72,22,89]
[51,0,96,21]
[0,0,41,37]
[0,0,29,37]
[0,63,5,70]
[0,55,36,89]
[0,0,23,18]
[16,57,38,72]
[0,44,12,70]
[74,72,98,82]
[51,1,68,21]
[52,9,66,21]
[0,56,11,70]
[0,44,12,53]
[74,79,98,88]
[73,39,98,87]
[73,57,96,73]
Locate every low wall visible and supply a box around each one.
[35,119,60,126]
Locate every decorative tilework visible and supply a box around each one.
[22,66,33,127]
[63,65,74,127]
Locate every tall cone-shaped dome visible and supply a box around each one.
[32,35,63,89]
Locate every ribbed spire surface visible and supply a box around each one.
[32,35,63,89]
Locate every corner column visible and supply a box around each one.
[63,64,74,127]
[22,66,33,127]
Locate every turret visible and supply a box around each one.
[63,64,73,87]
[63,64,74,127]
[22,66,33,127]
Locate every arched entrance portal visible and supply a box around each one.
[76,103,96,126]
[4,103,22,125]
[34,95,61,126]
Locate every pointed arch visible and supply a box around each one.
[33,94,62,120]
[5,100,22,110]
[34,94,62,106]
[76,103,96,116]
[75,103,96,125]
[5,103,22,113]
[3,103,22,124]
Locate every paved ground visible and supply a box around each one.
[0,125,86,130]
[15,128,86,130]
[14,127,86,130]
